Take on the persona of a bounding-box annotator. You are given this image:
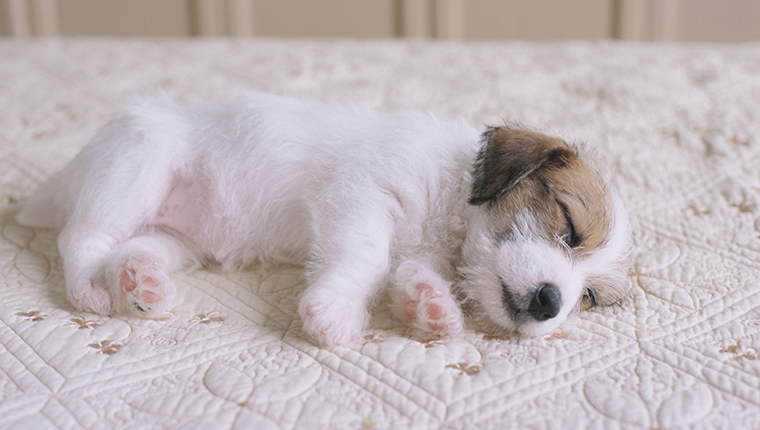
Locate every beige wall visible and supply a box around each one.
[2,0,759,41]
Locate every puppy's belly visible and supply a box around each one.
[155,178,207,241]
[154,177,311,265]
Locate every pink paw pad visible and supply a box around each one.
[404,282,463,336]
[117,256,174,316]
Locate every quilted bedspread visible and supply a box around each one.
[1,39,760,430]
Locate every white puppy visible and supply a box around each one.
[16,93,633,346]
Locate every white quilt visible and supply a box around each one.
[1,39,759,430]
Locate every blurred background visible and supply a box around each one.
[1,0,759,42]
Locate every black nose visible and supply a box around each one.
[527,283,562,321]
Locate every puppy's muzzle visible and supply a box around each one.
[526,283,562,321]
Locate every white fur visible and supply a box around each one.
[16,92,632,346]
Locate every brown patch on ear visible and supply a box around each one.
[470,125,613,255]
[469,126,576,206]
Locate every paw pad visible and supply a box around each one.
[404,282,463,336]
[114,255,174,317]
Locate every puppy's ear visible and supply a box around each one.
[468,126,575,206]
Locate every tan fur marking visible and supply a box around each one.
[484,127,612,258]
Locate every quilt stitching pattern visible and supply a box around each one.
[1,40,759,429]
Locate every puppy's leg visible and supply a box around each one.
[53,107,188,315]
[58,224,121,315]
[298,207,394,347]
[102,231,196,318]
[393,260,464,337]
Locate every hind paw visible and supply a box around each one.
[110,254,175,318]
[68,279,114,315]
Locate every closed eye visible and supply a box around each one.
[580,288,598,310]
[557,200,582,248]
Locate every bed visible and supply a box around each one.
[1,38,759,429]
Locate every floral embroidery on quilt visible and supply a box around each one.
[2,194,20,204]
[720,345,758,361]
[66,316,100,329]
[420,338,446,348]
[191,311,225,324]
[15,310,50,322]
[362,334,386,345]
[446,362,483,376]
[730,200,755,214]
[685,203,710,216]
[88,340,124,355]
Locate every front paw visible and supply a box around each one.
[298,290,368,347]
[403,282,464,336]
[396,261,464,337]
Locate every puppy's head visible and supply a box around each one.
[459,126,633,337]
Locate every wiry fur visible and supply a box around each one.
[16,92,633,346]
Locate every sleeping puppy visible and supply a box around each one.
[16,93,633,346]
